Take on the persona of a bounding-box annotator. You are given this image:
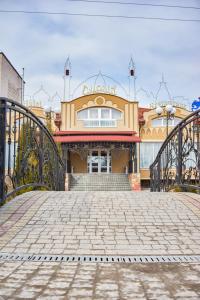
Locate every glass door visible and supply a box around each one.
[88,150,111,173]
[90,151,99,173]
[99,150,107,173]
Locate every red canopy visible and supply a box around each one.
[54,131,141,143]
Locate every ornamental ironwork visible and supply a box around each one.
[150,109,200,192]
[0,97,65,205]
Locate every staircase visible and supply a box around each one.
[69,174,132,191]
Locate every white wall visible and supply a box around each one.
[0,53,22,103]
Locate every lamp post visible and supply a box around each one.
[155,104,176,137]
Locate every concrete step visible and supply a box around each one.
[69,174,131,191]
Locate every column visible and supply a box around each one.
[128,143,141,191]
[134,143,138,173]
[128,144,133,173]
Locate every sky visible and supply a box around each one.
[0,0,199,109]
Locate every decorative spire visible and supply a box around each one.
[129,57,135,77]
[128,57,136,101]
[64,57,71,76]
[161,73,166,84]
[156,74,172,102]
[63,56,72,101]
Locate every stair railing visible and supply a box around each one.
[150,108,200,192]
[0,97,65,205]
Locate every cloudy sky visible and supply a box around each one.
[0,0,199,108]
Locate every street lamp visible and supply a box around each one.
[155,104,176,137]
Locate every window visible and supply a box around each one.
[78,109,88,119]
[101,108,110,119]
[77,107,122,127]
[90,108,98,119]
[140,142,199,170]
[152,117,182,127]
[140,142,162,168]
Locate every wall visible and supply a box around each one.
[140,107,190,140]
[139,106,191,180]
[0,53,23,103]
[70,149,129,174]
[112,149,129,173]
[61,93,139,133]
[70,152,87,173]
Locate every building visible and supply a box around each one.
[53,64,190,190]
[0,52,23,103]
[139,105,189,188]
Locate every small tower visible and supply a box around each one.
[63,57,72,101]
[128,57,136,101]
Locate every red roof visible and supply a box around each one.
[54,131,141,143]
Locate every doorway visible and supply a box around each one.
[88,150,111,173]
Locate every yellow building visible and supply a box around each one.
[50,65,191,190]
[55,93,140,178]
[53,89,190,189]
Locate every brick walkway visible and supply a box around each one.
[0,191,200,299]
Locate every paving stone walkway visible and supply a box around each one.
[0,191,200,299]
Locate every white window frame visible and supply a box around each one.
[152,117,182,127]
[77,107,122,128]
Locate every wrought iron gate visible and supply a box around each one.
[0,97,65,204]
[150,109,200,192]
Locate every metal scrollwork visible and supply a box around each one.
[150,109,200,192]
[0,97,65,204]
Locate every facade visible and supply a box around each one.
[54,94,140,183]
[0,52,23,103]
[53,88,190,189]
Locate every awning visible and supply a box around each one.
[54,131,141,143]
[54,130,137,136]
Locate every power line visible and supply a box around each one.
[67,0,200,10]
[0,9,199,22]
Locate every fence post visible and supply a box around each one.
[39,130,43,184]
[0,98,6,204]
[177,125,183,185]
[157,158,161,192]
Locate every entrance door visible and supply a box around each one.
[88,150,111,173]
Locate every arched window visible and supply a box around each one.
[152,117,182,127]
[77,107,122,127]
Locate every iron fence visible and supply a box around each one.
[0,97,65,204]
[150,109,200,192]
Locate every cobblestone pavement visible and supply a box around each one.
[0,191,200,299]
[0,261,200,299]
